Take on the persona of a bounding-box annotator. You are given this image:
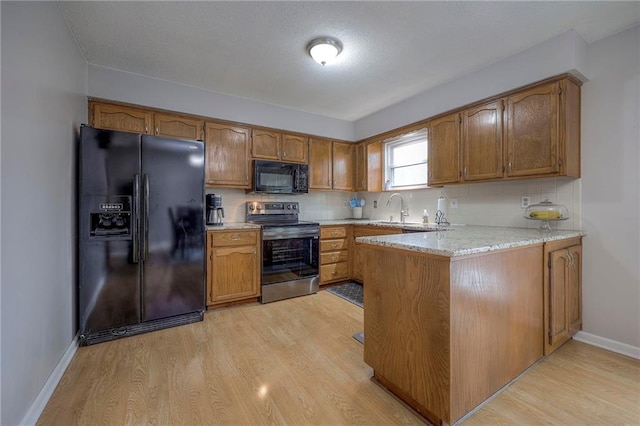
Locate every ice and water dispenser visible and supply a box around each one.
[88,196,132,239]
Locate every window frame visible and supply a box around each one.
[383,128,429,191]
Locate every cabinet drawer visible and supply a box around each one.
[320,238,348,252]
[210,230,258,247]
[320,262,349,282]
[320,226,348,239]
[320,250,348,265]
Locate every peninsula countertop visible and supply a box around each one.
[355,225,585,257]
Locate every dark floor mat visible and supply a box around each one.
[325,282,363,308]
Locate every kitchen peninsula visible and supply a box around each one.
[356,226,584,425]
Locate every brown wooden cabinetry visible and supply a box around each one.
[205,123,251,188]
[90,102,152,134]
[544,237,582,355]
[506,79,580,178]
[207,229,260,306]
[355,141,383,192]
[309,138,355,191]
[351,226,402,283]
[154,113,204,140]
[332,142,355,191]
[462,100,504,181]
[319,226,350,284]
[427,112,461,186]
[252,129,308,163]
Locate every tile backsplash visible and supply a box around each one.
[207,177,581,230]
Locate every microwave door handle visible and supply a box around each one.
[293,168,298,190]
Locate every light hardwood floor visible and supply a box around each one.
[38,291,639,425]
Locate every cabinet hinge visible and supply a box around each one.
[548,329,552,337]
[558,87,563,96]
[458,116,462,124]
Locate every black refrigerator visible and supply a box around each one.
[78,126,205,345]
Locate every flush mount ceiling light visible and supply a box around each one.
[306,37,343,66]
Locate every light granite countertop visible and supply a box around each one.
[317,219,447,231]
[356,225,585,257]
[206,222,261,231]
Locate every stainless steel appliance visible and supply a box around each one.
[246,201,319,303]
[252,160,309,194]
[78,126,205,345]
[206,194,224,226]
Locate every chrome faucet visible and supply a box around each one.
[386,192,409,223]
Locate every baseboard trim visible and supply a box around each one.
[21,333,79,425]
[573,331,640,359]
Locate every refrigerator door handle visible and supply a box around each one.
[143,174,150,261]
[133,174,140,263]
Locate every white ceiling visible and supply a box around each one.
[59,1,640,121]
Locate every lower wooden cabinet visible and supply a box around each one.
[207,229,260,307]
[319,226,350,284]
[543,237,582,355]
[352,226,402,283]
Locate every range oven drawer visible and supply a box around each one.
[320,239,348,252]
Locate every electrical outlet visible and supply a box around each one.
[521,196,531,208]
[373,200,378,208]
[342,201,348,208]
[450,198,458,209]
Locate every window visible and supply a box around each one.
[384,128,428,190]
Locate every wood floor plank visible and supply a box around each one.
[38,291,639,426]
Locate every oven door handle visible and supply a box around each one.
[262,231,319,240]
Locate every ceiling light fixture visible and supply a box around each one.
[306,37,343,66]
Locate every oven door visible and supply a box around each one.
[262,235,319,285]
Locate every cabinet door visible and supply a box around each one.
[252,129,281,160]
[154,113,204,140]
[428,112,461,185]
[462,100,503,181]
[205,123,251,188]
[352,226,402,283]
[281,134,308,163]
[355,143,367,191]
[91,103,152,134]
[309,137,333,190]
[332,142,355,191]
[367,142,383,192]
[506,82,560,177]
[567,244,582,334]
[548,248,571,349]
[209,245,259,304]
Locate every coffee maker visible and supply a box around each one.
[206,194,224,226]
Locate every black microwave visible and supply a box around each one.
[253,160,309,194]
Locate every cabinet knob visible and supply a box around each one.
[332,271,337,275]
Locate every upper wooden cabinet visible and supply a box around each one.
[252,129,308,163]
[332,142,355,191]
[426,75,580,186]
[309,137,333,190]
[90,103,152,134]
[205,123,251,188]
[154,113,204,141]
[355,141,383,192]
[428,112,461,186]
[309,138,355,191]
[506,79,580,178]
[462,100,504,181]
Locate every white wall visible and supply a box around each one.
[581,25,639,348]
[88,65,355,142]
[1,2,88,425]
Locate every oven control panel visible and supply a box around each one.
[246,201,298,215]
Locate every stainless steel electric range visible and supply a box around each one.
[246,202,319,303]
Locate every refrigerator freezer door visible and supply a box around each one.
[140,135,205,321]
[79,127,142,336]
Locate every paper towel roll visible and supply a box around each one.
[437,197,448,219]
